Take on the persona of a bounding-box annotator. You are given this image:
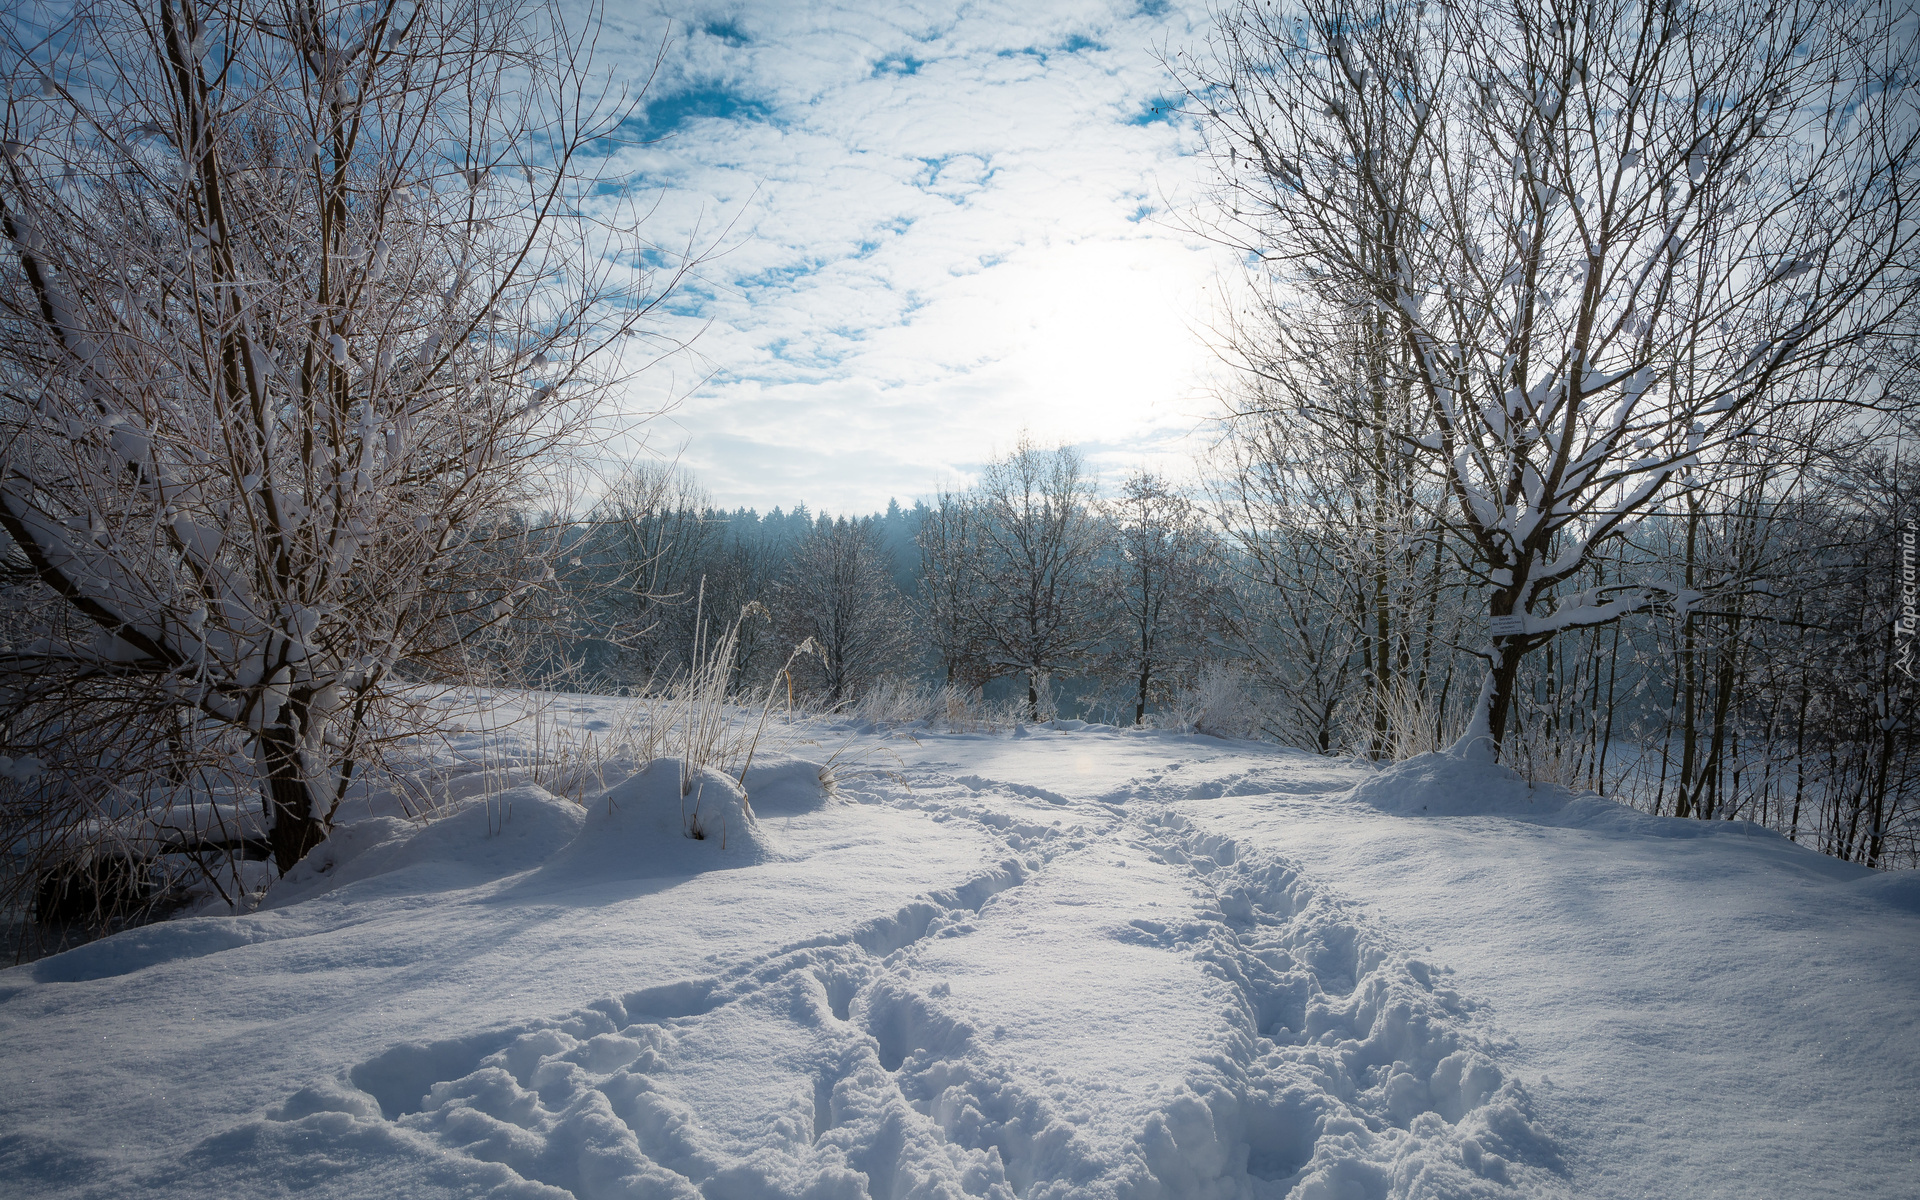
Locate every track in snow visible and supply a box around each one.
[243,756,1567,1199]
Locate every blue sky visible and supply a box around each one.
[585,0,1230,513]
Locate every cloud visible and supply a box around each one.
[583,0,1230,514]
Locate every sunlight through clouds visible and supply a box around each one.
[584,0,1229,512]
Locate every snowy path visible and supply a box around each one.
[2,722,1915,1198]
[1174,765,1920,1198]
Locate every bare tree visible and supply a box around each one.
[917,487,992,688]
[1207,303,1472,756]
[0,0,688,897]
[1101,471,1224,726]
[581,460,716,683]
[775,518,912,705]
[917,439,1106,717]
[970,439,1107,718]
[1182,0,1920,759]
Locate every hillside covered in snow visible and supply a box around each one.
[2,704,1916,1200]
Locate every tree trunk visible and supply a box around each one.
[1371,338,1392,761]
[1456,632,1523,762]
[1598,621,1621,791]
[1867,717,1895,869]
[1676,498,1701,818]
[1486,642,1522,758]
[1789,605,1810,843]
[1695,617,1741,821]
[256,722,325,874]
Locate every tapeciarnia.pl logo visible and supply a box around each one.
[1900,517,1917,680]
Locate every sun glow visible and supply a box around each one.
[976,235,1220,455]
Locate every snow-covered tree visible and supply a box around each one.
[1184,0,1920,759]
[0,0,686,877]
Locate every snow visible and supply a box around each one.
[2,704,1915,1198]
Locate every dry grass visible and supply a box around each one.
[1159,665,1265,739]
[854,679,1028,733]
[433,606,830,815]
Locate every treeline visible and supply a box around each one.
[534,430,1916,870]
[543,442,1231,726]
[558,462,921,698]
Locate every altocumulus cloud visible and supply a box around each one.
[581,0,1229,513]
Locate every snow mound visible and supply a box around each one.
[501,762,775,895]
[281,763,779,907]
[1346,755,1914,908]
[271,786,585,905]
[1851,868,1920,914]
[25,788,586,984]
[1351,752,1727,840]
[1348,753,1542,818]
[740,758,835,815]
[26,912,287,985]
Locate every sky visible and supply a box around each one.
[584,0,1234,515]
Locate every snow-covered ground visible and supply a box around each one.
[2,699,1915,1199]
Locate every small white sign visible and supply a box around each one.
[1489,614,1526,637]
